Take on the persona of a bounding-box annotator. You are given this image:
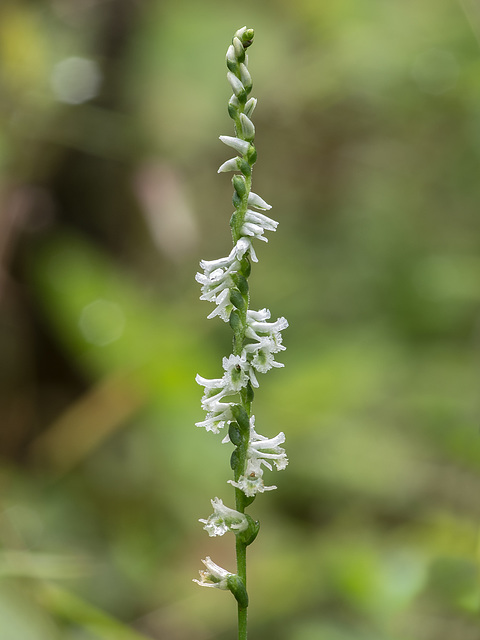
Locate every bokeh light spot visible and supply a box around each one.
[51,56,102,104]
[78,299,125,346]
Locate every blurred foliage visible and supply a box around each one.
[1,0,480,638]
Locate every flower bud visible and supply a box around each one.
[226,45,238,72]
[232,36,245,62]
[227,71,245,98]
[246,145,257,165]
[238,158,251,176]
[239,64,252,92]
[239,113,255,141]
[244,97,257,118]
[233,174,247,198]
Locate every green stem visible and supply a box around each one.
[236,536,248,640]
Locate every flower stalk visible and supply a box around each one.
[194,26,288,640]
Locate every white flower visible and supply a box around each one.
[193,556,233,589]
[219,135,250,155]
[249,426,288,471]
[195,404,232,433]
[206,287,234,322]
[227,417,288,495]
[246,315,289,342]
[222,354,249,391]
[199,497,249,537]
[251,343,285,373]
[248,192,271,210]
[244,210,278,232]
[234,237,258,262]
[228,457,277,497]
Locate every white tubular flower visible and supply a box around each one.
[248,192,272,210]
[234,237,258,262]
[199,497,249,537]
[228,457,277,497]
[206,287,234,322]
[193,556,233,589]
[249,427,288,471]
[219,135,250,155]
[244,210,278,232]
[246,315,289,341]
[250,342,285,373]
[196,374,232,411]
[195,404,232,433]
[222,354,250,391]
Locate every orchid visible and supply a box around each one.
[194,27,288,640]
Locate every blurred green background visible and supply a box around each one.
[1,0,480,638]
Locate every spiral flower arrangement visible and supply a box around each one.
[193,27,288,639]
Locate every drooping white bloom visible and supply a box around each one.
[248,192,271,210]
[195,404,232,433]
[193,556,233,589]
[199,497,249,537]
[246,314,289,342]
[244,210,278,232]
[227,417,288,496]
[249,425,288,471]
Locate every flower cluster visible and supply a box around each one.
[194,26,288,608]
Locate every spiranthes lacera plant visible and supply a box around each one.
[193,26,288,640]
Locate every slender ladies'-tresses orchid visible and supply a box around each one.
[194,26,288,640]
